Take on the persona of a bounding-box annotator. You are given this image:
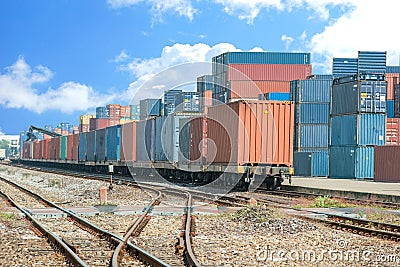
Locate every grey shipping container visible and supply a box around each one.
[106,125,121,161]
[294,124,329,150]
[295,103,330,124]
[86,131,96,162]
[294,150,329,177]
[78,132,87,161]
[358,51,386,75]
[290,79,332,103]
[161,114,190,163]
[155,116,167,161]
[331,79,387,115]
[96,128,106,162]
[329,146,374,179]
[178,117,191,163]
[330,114,386,146]
[136,118,156,162]
[140,99,161,119]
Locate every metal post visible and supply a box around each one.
[108,163,114,190]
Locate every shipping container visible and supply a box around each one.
[290,79,332,103]
[331,79,387,115]
[387,66,400,73]
[357,51,386,75]
[155,116,167,161]
[78,132,87,161]
[329,146,374,179]
[96,118,110,130]
[293,150,329,177]
[386,118,400,145]
[212,52,311,67]
[41,139,49,159]
[189,116,207,164]
[227,64,312,82]
[79,124,90,133]
[136,118,156,162]
[96,128,106,162]
[200,90,212,112]
[294,124,329,150]
[33,141,41,159]
[374,145,400,182]
[386,73,399,100]
[387,100,394,118]
[89,118,96,131]
[140,99,161,119]
[263,92,290,101]
[121,121,137,162]
[330,114,386,146]
[174,92,201,113]
[80,114,95,125]
[332,58,358,78]
[178,117,191,163]
[86,131,96,162]
[106,104,121,119]
[130,104,140,120]
[106,125,121,161]
[229,80,291,100]
[306,74,333,80]
[197,75,213,93]
[395,84,400,117]
[60,136,67,160]
[48,137,61,160]
[61,130,69,136]
[120,105,131,118]
[207,100,294,165]
[96,106,108,119]
[22,142,32,159]
[295,103,330,124]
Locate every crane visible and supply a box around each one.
[26,125,61,142]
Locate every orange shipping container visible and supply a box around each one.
[386,118,400,145]
[227,64,312,81]
[206,100,294,166]
[386,73,399,100]
[229,80,291,99]
[121,121,137,162]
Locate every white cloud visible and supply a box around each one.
[107,0,197,22]
[113,50,130,62]
[281,35,294,49]
[0,57,116,114]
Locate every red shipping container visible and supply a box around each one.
[121,121,137,162]
[386,118,400,145]
[66,134,79,161]
[61,130,69,136]
[206,100,294,166]
[374,145,400,182]
[33,141,41,159]
[48,137,61,160]
[90,118,97,131]
[107,104,121,119]
[120,105,131,118]
[41,139,49,159]
[190,116,208,164]
[22,142,31,159]
[386,73,399,100]
[108,119,120,127]
[96,118,109,129]
[79,124,90,133]
[229,80,291,99]
[227,64,312,81]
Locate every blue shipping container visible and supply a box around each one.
[329,146,374,179]
[294,150,329,177]
[78,132,87,161]
[358,51,386,75]
[295,103,329,124]
[332,58,358,78]
[212,52,311,66]
[290,79,331,103]
[387,66,400,74]
[86,131,96,162]
[294,124,329,150]
[306,74,333,80]
[330,114,386,146]
[331,79,387,115]
[136,119,156,162]
[96,128,106,162]
[106,125,121,161]
[264,92,290,101]
[387,100,394,118]
[140,99,161,120]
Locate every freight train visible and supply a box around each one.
[20,100,294,191]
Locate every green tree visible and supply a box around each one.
[0,139,10,149]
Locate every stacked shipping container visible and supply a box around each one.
[291,77,332,177]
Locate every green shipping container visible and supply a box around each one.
[60,136,68,160]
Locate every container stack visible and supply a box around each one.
[332,58,358,78]
[163,89,182,115]
[291,75,332,177]
[197,75,213,112]
[174,92,200,113]
[329,73,387,179]
[385,66,399,118]
[212,52,312,103]
[139,99,161,120]
[79,114,95,133]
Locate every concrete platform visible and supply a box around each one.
[283,177,400,203]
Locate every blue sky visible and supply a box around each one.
[0,0,399,134]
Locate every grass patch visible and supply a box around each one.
[311,196,355,208]
[230,204,285,223]
[0,211,15,220]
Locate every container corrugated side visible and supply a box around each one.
[357,51,387,74]
[290,79,332,103]
[229,80,291,100]
[395,85,400,117]
[374,145,400,182]
[332,58,358,78]
[293,150,329,177]
[386,73,399,100]
[387,100,394,118]
[213,52,311,65]
[294,124,329,150]
[155,116,167,161]
[387,66,400,73]
[33,141,41,159]
[106,125,121,161]
[60,136,67,160]
[190,117,207,164]
[67,135,74,160]
[330,114,386,146]
[207,100,294,166]
[121,121,137,162]
[49,137,61,160]
[264,92,290,101]
[161,115,190,163]
[79,133,87,161]
[295,103,330,124]
[178,117,191,164]
[72,134,79,161]
[41,139,49,159]
[386,118,400,145]
[228,64,312,82]
[331,80,387,115]
[86,131,96,162]
[329,146,374,179]
[136,118,156,162]
[95,128,106,162]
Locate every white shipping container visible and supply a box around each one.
[0,148,6,159]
